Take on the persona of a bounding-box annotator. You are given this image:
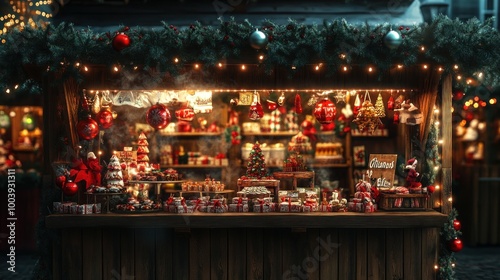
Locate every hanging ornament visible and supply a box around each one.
[384,30,402,50]
[333,91,346,104]
[448,238,463,252]
[374,93,386,117]
[80,93,91,116]
[278,92,286,106]
[295,93,303,114]
[387,94,395,110]
[77,115,99,140]
[352,91,382,134]
[112,33,131,51]
[146,103,171,130]
[266,100,277,111]
[55,175,66,189]
[307,94,319,107]
[453,219,462,231]
[353,93,361,115]
[313,94,337,124]
[62,179,78,196]
[175,103,195,122]
[97,107,113,129]
[249,29,268,50]
[92,92,101,115]
[0,111,10,128]
[393,112,400,124]
[453,90,465,101]
[248,91,264,121]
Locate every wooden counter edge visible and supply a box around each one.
[46,211,447,229]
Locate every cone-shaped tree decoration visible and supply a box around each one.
[374,93,386,117]
[245,142,268,179]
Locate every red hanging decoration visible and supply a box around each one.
[248,92,264,120]
[146,103,171,130]
[353,93,361,115]
[77,115,99,140]
[453,219,462,231]
[266,99,277,111]
[448,238,463,252]
[97,108,113,129]
[393,111,400,124]
[387,95,394,110]
[295,93,303,114]
[313,97,337,124]
[62,180,79,196]
[175,106,195,122]
[112,33,131,51]
[55,175,66,189]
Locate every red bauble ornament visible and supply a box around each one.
[427,185,435,193]
[453,91,464,101]
[266,100,277,111]
[295,94,303,114]
[313,97,337,124]
[249,92,264,120]
[146,103,171,130]
[62,180,78,196]
[112,33,131,51]
[77,116,99,140]
[387,95,394,110]
[448,238,463,252]
[97,108,113,129]
[55,175,66,189]
[177,121,192,133]
[453,219,462,231]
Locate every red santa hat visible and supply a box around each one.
[87,152,96,160]
[407,158,416,165]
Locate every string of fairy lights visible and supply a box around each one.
[0,0,52,37]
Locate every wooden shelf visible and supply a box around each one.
[242,132,297,137]
[161,164,227,169]
[46,211,447,229]
[159,132,222,137]
[309,163,351,168]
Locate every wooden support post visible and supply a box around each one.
[441,74,453,215]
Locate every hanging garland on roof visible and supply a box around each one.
[1,15,500,98]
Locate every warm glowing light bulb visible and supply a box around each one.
[174,57,179,63]
[448,197,453,202]
[434,108,439,114]
[489,98,497,104]
[14,84,18,89]
[397,65,403,69]
[84,66,88,72]
[457,75,462,80]
[434,265,439,270]
[194,64,199,69]
[434,121,440,126]
[343,66,348,71]
[438,139,444,145]
[438,67,443,72]
[315,65,320,71]
[291,66,296,70]
[113,66,119,72]
[258,55,264,60]
[454,65,459,70]
[218,62,223,68]
[451,263,455,268]
[421,46,425,51]
[5,89,10,94]
[368,67,373,72]
[473,102,479,108]
[423,65,428,69]
[241,65,246,70]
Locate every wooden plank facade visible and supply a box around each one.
[50,226,441,280]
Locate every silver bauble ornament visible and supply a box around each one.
[249,29,268,50]
[384,30,402,50]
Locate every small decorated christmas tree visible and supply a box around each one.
[105,155,124,192]
[245,142,268,179]
[374,93,386,117]
[137,132,150,170]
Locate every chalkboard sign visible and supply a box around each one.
[368,154,397,188]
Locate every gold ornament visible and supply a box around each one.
[352,92,382,134]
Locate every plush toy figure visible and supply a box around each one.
[87,152,102,187]
[405,158,421,190]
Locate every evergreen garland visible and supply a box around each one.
[421,118,441,188]
[438,208,462,280]
[1,15,500,98]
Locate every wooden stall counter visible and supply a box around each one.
[47,211,446,280]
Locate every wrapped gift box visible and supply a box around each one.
[319,204,332,212]
[232,197,249,204]
[229,203,249,212]
[253,202,276,213]
[279,202,302,212]
[303,203,319,212]
[169,205,194,213]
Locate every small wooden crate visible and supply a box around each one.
[237,179,280,202]
[378,193,429,211]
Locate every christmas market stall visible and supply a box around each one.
[2,15,500,280]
